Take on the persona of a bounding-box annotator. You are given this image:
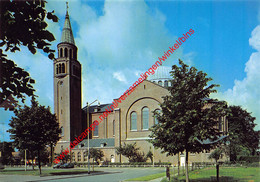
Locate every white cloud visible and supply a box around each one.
[1,0,183,140]
[215,25,260,129]
[113,71,127,84]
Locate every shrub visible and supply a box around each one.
[239,156,259,163]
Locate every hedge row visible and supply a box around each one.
[74,162,171,166]
[239,156,260,163]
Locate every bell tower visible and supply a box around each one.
[54,3,82,153]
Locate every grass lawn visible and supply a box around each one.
[125,170,178,181]
[0,168,100,176]
[125,172,166,181]
[176,167,260,182]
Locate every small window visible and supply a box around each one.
[62,63,65,73]
[65,48,68,58]
[73,50,77,59]
[58,64,61,74]
[218,117,223,131]
[142,107,149,130]
[130,112,137,130]
[60,48,63,57]
[154,109,161,124]
[77,152,81,161]
[56,65,58,74]
[84,152,88,161]
[158,80,162,86]
[113,120,115,136]
[164,80,168,87]
[61,127,64,136]
[93,124,98,136]
[61,109,62,114]
[69,49,72,59]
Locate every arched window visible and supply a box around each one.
[142,107,149,130]
[60,48,63,57]
[164,80,168,87]
[130,112,137,131]
[93,124,98,136]
[62,63,65,73]
[158,80,162,86]
[65,48,68,58]
[58,64,61,74]
[56,65,58,74]
[73,49,77,59]
[72,152,75,162]
[77,152,81,161]
[84,152,88,161]
[154,109,161,124]
[69,49,72,59]
[113,120,115,136]
[61,127,64,136]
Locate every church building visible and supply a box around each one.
[54,7,228,166]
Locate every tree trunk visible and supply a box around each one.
[31,152,34,170]
[38,150,41,175]
[216,161,219,182]
[178,152,180,176]
[50,144,53,166]
[185,150,189,182]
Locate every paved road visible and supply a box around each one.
[0,167,166,182]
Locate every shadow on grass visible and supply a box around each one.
[178,176,242,182]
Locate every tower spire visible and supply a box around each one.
[66,2,69,15]
[61,2,75,45]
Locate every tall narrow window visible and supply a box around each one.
[84,152,87,161]
[62,63,65,73]
[218,117,223,131]
[73,50,77,59]
[142,107,149,130]
[77,152,81,161]
[113,120,115,136]
[158,80,162,86]
[154,109,161,124]
[56,65,58,74]
[164,80,168,87]
[93,124,98,136]
[130,112,137,131]
[69,49,72,59]
[60,48,63,57]
[58,64,61,74]
[61,127,64,136]
[65,48,68,57]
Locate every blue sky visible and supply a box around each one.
[1,0,260,141]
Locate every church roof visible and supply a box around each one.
[61,7,75,45]
[74,138,115,149]
[147,66,172,81]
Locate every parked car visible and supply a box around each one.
[63,163,74,168]
[53,163,62,169]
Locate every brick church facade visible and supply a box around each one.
[54,7,228,166]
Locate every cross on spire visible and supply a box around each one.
[66,2,69,15]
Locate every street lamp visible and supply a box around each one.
[86,99,100,174]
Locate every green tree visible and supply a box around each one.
[227,105,259,161]
[7,99,61,174]
[116,142,147,162]
[0,142,14,165]
[0,0,58,110]
[149,60,227,182]
[89,148,104,171]
[146,148,153,163]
